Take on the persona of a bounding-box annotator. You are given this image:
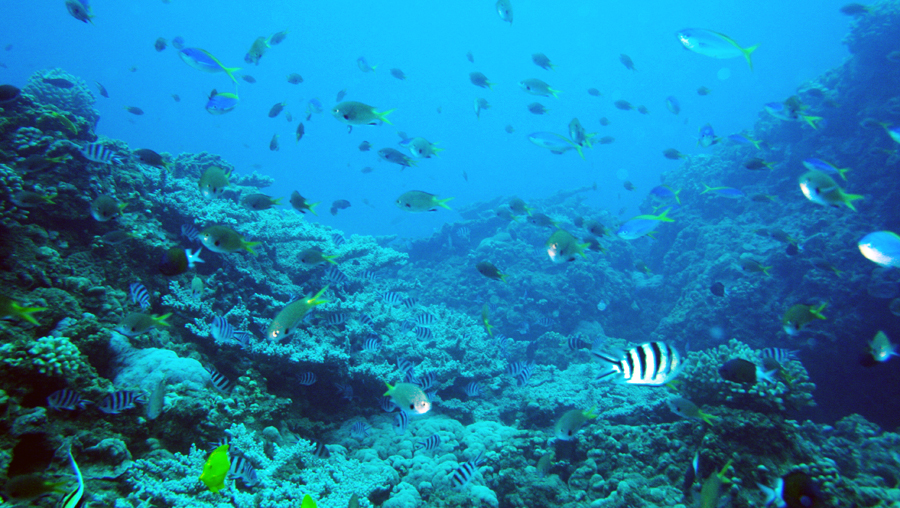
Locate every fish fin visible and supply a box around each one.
[837,167,850,181]
[308,202,320,215]
[701,183,713,194]
[435,197,454,210]
[801,114,823,129]
[698,410,716,425]
[762,266,773,277]
[153,313,173,328]
[574,144,585,160]
[583,405,598,419]
[325,255,338,265]
[383,382,395,397]
[222,66,241,84]
[10,302,47,325]
[811,303,827,320]
[757,481,779,506]
[842,192,863,211]
[244,241,262,255]
[742,43,760,71]
[375,109,395,125]
[550,88,562,98]
[272,197,283,206]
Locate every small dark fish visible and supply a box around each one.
[101,230,132,244]
[129,282,151,310]
[360,166,374,173]
[378,147,417,168]
[527,102,549,115]
[206,365,235,392]
[839,3,870,15]
[171,36,185,49]
[710,282,726,297]
[336,89,347,102]
[599,117,610,126]
[268,102,286,118]
[587,88,601,96]
[744,158,773,170]
[504,125,514,133]
[124,106,144,115]
[719,358,771,384]
[619,53,636,71]
[287,73,304,84]
[241,75,257,83]
[269,133,279,151]
[390,68,407,80]
[330,199,351,216]
[42,77,75,88]
[171,94,180,102]
[154,37,167,52]
[48,389,89,410]
[613,100,633,111]
[663,148,684,160]
[134,148,166,168]
[95,81,108,98]
[98,390,144,414]
[697,86,712,96]
[466,51,474,63]
[358,141,371,151]
[637,105,649,114]
[598,136,615,145]
[295,122,305,143]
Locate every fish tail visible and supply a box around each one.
[44,193,58,205]
[383,382,395,397]
[11,302,46,325]
[325,255,338,265]
[812,303,827,320]
[550,88,562,98]
[801,115,823,129]
[244,241,263,255]
[272,197,283,206]
[751,139,762,150]
[376,109,395,125]
[574,144,585,160]
[838,167,850,181]
[308,286,330,308]
[308,202,320,215]
[223,66,242,84]
[499,273,508,283]
[578,242,591,257]
[653,208,675,222]
[153,313,173,328]
[701,183,713,194]
[583,405,598,419]
[762,266,773,277]
[674,189,682,205]
[435,197,454,210]
[699,410,716,425]
[842,192,864,211]
[742,44,760,71]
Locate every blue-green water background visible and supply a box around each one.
[1,0,853,237]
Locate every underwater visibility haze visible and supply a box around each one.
[1,0,900,507]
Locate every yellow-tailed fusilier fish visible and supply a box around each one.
[677,28,759,70]
[179,48,240,83]
[798,170,863,211]
[265,287,329,340]
[395,191,453,212]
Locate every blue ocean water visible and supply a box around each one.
[1,0,852,237]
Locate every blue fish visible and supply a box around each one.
[676,28,759,70]
[178,48,240,83]
[206,90,239,115]
[665,96,680,115]
[465,382,481,397]
[616,209,675,240]
[649,185,681,204]
[350,421,370,438]
[701,184,745,198]
[356,56,377,73]
[698,123,718,147]
[297,372,317,386]
[802,158,849,181]
[528,132,577,155]
[859,231,900,268]
[726,133,762,149]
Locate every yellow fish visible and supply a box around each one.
[199,444,230,493]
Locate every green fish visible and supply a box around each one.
[266,287,330,340]
[90,195,126,222]
[782,303,827,336]
[331,101,394,127]
[553,406,597,440]
[198,166,231,199]
[242,193,281,211]
[384,381,431,414]
[0,295,46,325]
[290,191,319,215]
[300,248,337,266]
[395,191,453,212]
[546,229,589,263]
[11,190,56,208]
[476,261,507,282]
[200,225,261,255]
[114,312,171,337]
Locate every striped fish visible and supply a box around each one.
[403,369,417,383]
[335,383,355,401]
[206,365,235,392]
[414,326,434,340]
[350,421,370,438]
[381,291,405,305]
[332,234,345,247]
[324,265,348,285]
[358,270,379,281]
[297,372,317,386]
[592,341,682,386]
[397,357,414,374]
[129,282,150,310]
[450,450,485,489]
[380,396,397,412]
[58,446,85,508]
[363,336,381,352]
[228,453,258,487]
[98,390,144,414]
[393,410,409,436]
[400,320,415,332]
[324,313,349,326]
[416,371,438,390]
[760,347,798,363]
[358,313,374,328]
[516,364,534,387]
[505,360,532,378]
[456,227,471,240]
[233,330,253,349]
[517,321,530,335]
[314,440,331,459]
[414,313,438,326]
[415,433,441,452]
[210,315,235,343]
[465,381,481,397]
[181,223,200,242]
[79,142,123,165]
[402,297,419,309]
[535,317,555,327]
[568,335,590,350]
[48,389,88,411]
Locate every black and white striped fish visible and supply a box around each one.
[465,382,481,397]
[403,369,417,383]
[79,142,123,165]
[98,390,144,414]
[181,223,200,242]
[393,411,409,436]
[314,440,331,459]
[324,313,349,326]
[415,313,438,326]
[400,320,415,333]
[506,360,532,378]
[358,270,379,281]
[381,291,405,305]
[350,421,370,438]
[456,227,471,240]
[233,330,253,349]
[48,389,89,410]
[206,365,235,392]
[324,265,348,285]
[416,433,441,452]
[414,326,434,340]
[760,348,798,363]
[335,383,355,401]
[58,446,84,508]
[129,282,150,310]
[516,364,534,387]
[568,335,590,350]
[358,313,374,328]
[450,450,485,489]
[397,357,414,375]
[535,317,555,327]
[416,371,438,390]
[297,372,317,386]
[380,396,397,412]
[210,315,235,343]
[228,453,258,487]
[402,297,419,309]
[363,336,381,352]
[592,341,682,386]
[331,234,345,247]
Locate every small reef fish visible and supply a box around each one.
[158,247,204,277]
[866,331,898,363]
[332,101,394,128]
[619,53,637,71]
[527,102,549,115]
[699,461,733,508]
[295,122,305,142]
[616,209,674,240]
[98,390,145,414]
[394,411,409,435]
[266,287,330,340]
[90,195,126,222]
[114,312,171,336]
[416,434,441,451]
[666,397,715,424]
[802,158,850,181]
[206,90,239,115]
[379,147,418,168]
[554,407,597,440]
[269,133,280,151]
[519,78,560,98]
[390,68,407,80]
[200,226,260,255]
[350,421,370,438]
[782,303,827,336]
[199,166,231,198]
[739,258,772,276]
[698,123,719,147]
[469,72,495,89]
[11,191,55,208]
[546,229,588,263]
[677,28,759,70]
[129,282,150,310]
[727,133,761,148]
[532,53,556,70]
[758,472,822,508]
[357,56,377,73]
[719,358,775,384]
[179,48,240,83]
[79,142,123,165]
[65,0,93,23]
[154,37,167,52]
[666,96,680,114]
[95,81,108,98]
[200,444,230,493]
[384,382,431,414]
[287,73,303,84]
[244,36,271,65]
[146,377,166,420]
[451,451,485,489]
[206,365,235,392]
[134,148,167,169]
[528,132,576,155]
[663,148,685,160]
[701,184,744,198]
[798,170,862,210]
[300,248,337,266]
[858,231,900,268]
[476,261,507,281]
[395,191,452,212]
[242,193,281,211]
[495,0,513,24]
[404,137,442,159]
[592,341,683,386]
[650,185,681,203]
[48,389,89,411]
[290,191,319,215]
